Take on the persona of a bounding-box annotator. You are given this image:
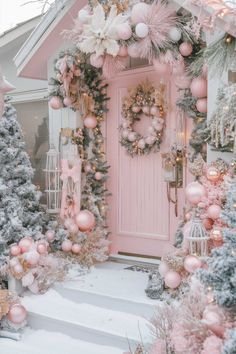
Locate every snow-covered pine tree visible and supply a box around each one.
[0,102,43,247]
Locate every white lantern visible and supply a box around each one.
[44,144,61,214]
[187,217,209,256]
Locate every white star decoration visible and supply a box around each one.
[0,68,15,117]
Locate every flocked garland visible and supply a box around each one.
[120,81,166,156]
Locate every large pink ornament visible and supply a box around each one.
[19,237,33,253]
[76,210,95,231]
[84,115,98,129]
[153,59,171,76]
[179,42,193,57]
[69,223,79,234]
[135,23,149,38]
[37,243,47,255]
[190,77,207,98]
[196,98,207,113]
[206,166,220,183]
[185,181,206,205]
[64,218,74,230]
[207,205,221,220]
[10,245,21,257]
[128,132,136,142]
[46,230,55,242]
[127,43,140,58]
[95,172,103,181]
[184,255,202,273]
[164,270,181,289]
[7,304,27,324]
[26,251,40,266]
[63,97,72,107]
[49,96,63,110]
[159,261,169,277]
[131,3,150,24]
[116,23,132,40]
[62,239,73,252]
[118,46,128,57]
[72,243,81,254]
[90,54,104,68]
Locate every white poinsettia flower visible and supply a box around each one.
[78,4,128,57]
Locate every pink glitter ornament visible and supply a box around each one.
[61,239,73,252]
[185,181,206,205]
[19,237,33,253]
[116,23,132,40]
[132,105,141,113]
[46,230,55,242]
[72,243,81,254]
[49,96,63,110]
[196,98,207,113]
[207,205,221,220]
[206,166,220,183]
[142,106,150,114]
[76,210,95,231]
[69,223,79,234]
[184,255,202,273]
[179,42,193,56]
[37,243,47,255]
[7,304,27,324]
[26,251,40,266]
[84,115,98,129]
[164,270,181,289]
[95,172,103,180]
[10,245,21,257]
[190,77,207,98]
[63,97,72,107]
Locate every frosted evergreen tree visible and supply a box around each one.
[0,102,43,248]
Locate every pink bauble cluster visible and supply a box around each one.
[84,115,98,129]
[184,255,202,273]
[185,181,206,205]
[61,239,81,254]
[190,76,208,113]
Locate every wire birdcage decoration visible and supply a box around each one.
[187,216,209,256]
[44,144,61,214]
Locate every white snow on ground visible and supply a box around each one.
[21,289,151,342]
[64,261,157,305]
[0,328,124,354]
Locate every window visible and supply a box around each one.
[13,101,49,203]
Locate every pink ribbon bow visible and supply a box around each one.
[60,159,81,183]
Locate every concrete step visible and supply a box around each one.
[22,289,152,351]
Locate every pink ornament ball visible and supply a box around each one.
[95,172,103,180]
[10,245,21,257]
[135,23,149,38]
[202,218,214,231]
[159,261,169,278]
[61,239,73,252]
[142,106,150,114]
[63,96,73,107]
[179,42,193,57]
[150,106,158,115]
[131,3,150,24]
[84,115,98,129]
[64,218,74,229]
[19,237,33,253]
[190,77,207,98]
[49,96,63,110]
[116,23,132,40]
[185,181,206,205]
[128,132,136,142]
[10,258,20,268]
[207,204,221,220]
[203,309,221,325]
[7,304,27,324]
[90,54,104,68]
[184,255,202,273]
[26,251,40,266]
[46,230,55,242]
[132,105,141,113]
[127,43,140,58]
[76,210,95,231]
[206,166,220,183]
[153,59,171,76]
[69,223,79,234]
[84,164,92,173]
[72,243,81,254]
[164,270,181,289]
[196,98,207,113]
[37,243,47,255]
[118,46,128,57]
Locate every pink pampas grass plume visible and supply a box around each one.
[102,54,128,79]
[137,0,177,62]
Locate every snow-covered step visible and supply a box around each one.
[0,328,124,354]
[55,261,157,318]
[22,289,152,351]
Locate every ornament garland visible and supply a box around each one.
[120,81,166,156]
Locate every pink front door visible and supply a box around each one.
[106,66,187,258]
